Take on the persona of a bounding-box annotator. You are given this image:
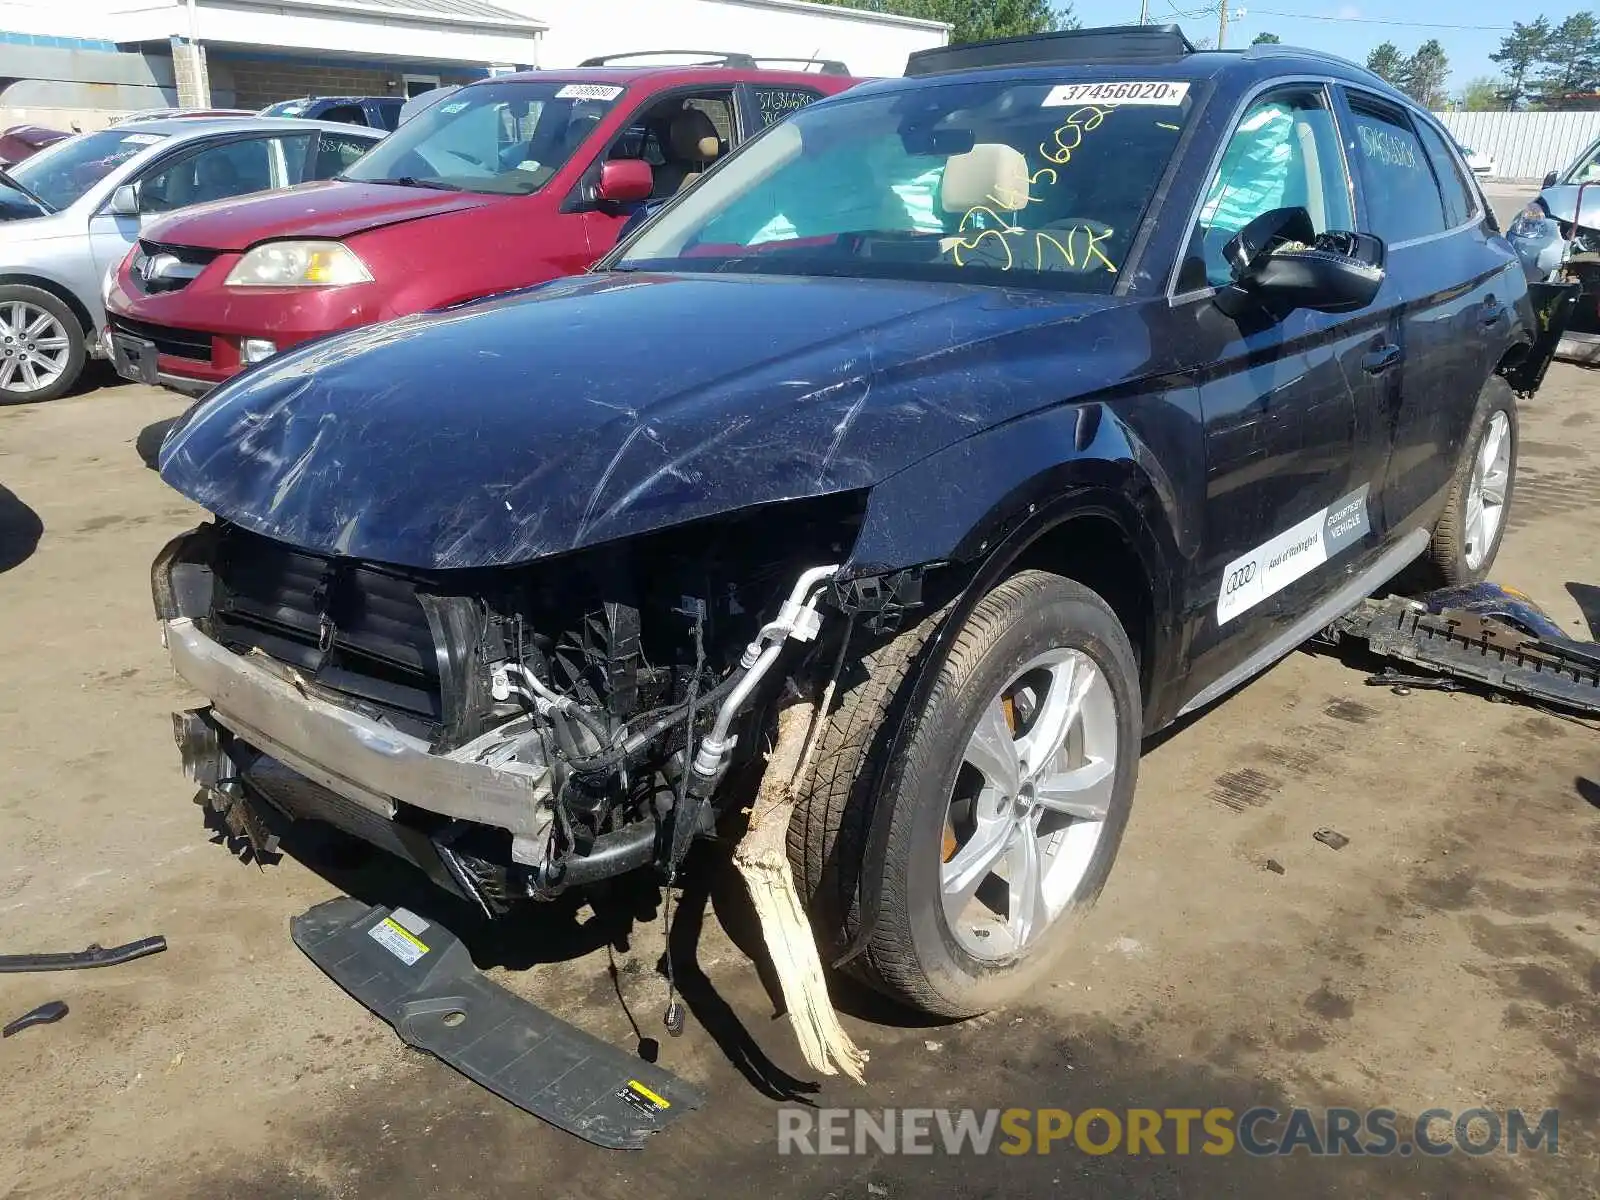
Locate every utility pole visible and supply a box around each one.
[1217,0,1228,49]
[1138,0,1149,24]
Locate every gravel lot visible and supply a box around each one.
[2,338,1597,1198]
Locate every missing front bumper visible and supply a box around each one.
[163,616,556,861]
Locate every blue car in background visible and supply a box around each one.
[258,95,405,130]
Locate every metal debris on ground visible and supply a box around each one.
[1327,583,1600,717]
[0,935,167,974]
[1313,829,1350,851]
[1264,858,1287,875]
[1363,667,1466,695]
[3,1000,68,1037]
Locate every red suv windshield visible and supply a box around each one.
[341,79,625,196]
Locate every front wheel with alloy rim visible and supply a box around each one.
[0,285,86,405]
[1422,376,1518,586]
[789,569,1141,1018]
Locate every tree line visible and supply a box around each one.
[1364,40,1452,110]
[1362,12,1600,111]
[1487,13,1600,108]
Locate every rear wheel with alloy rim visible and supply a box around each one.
[0,285,85,404]
[1463,410,1511,571]
[1423,376,1518,586]
[789,569,1142,1018]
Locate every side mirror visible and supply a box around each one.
[596,159,653,205]
[108,183,139,216]
[1216,208,1385,320]
[1543,170,1559,188]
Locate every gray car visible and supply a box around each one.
[0,116,383,403]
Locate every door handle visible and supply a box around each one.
[1362,344,1402,374]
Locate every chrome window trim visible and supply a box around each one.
[1164,75,1356,306]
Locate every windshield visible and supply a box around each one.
[616,78,1194,291]
[341,80,624,195]
[260,99,312,118]
[9,128,168,211]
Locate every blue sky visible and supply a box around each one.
[1073,1,1537,93]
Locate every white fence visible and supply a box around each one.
[1432,110,1600,181]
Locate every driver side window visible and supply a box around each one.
[138,138,274,214]
[1178,87,1353,292]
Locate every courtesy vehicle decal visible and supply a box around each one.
[1217,485,1371,625]
[1043,81,1190,107]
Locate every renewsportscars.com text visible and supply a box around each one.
[777,1106,1560,1158]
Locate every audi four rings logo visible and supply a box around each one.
[1225,563,1257,594]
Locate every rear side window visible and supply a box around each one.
[319,103,366,126]
[311,130,376,178]
[374,99,403,131]
[750,86,823,131]
[1414,119,1475,228]
[1345,95,1446,245]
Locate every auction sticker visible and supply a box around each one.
[557,83,624,101]
[1043,81,1190,107]
[121,133,164,145]
[368,909,430,965]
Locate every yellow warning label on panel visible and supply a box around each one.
[628,1080,670,1110]
[368,917,430,966]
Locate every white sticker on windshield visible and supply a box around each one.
[438,100,469,113]
[120,133,164,145]
[556,83,623,101]
[1043,81,1190,107]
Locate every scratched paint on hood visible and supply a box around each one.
[159,271,1146,570]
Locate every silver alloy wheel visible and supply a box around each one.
[940,647,1117,960]
[1463,410,1511,570]
[0,301,71,395]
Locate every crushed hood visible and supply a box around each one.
[1538,183,1600,230]
[141,180,496,251]
[160,271,1145,570]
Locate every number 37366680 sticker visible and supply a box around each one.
[1043,81,1190,107]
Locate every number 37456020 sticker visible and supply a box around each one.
[1043,81,1190,107]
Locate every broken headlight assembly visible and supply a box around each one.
[1508,202,1557,242]
[154,493,906,915]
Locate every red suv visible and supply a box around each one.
[105,56,859,394]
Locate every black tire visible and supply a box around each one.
[0,284,86,405]
[1422,376,1518,587]
[790,569,1141,1017]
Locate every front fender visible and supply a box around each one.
[844,399,1192,582]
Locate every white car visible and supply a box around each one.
[1458,144,1495,177]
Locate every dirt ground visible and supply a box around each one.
[2,353,1598,1200]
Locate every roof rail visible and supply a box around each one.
[1242,42,1393,88]
[577,50,759,69]
[751,55,851,76]
[905,23,1195,77]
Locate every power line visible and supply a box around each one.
[1250,9,1513,31]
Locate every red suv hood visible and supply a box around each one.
[141,180,496,251]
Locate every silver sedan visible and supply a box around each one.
[0,116,381,403]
